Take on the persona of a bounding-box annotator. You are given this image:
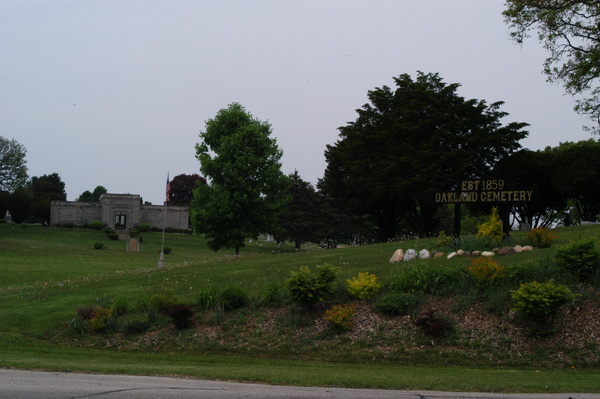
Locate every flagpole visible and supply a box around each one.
[158,173,169,267]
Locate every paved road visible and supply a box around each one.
[1,369,598,399]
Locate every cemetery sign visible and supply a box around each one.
[435,179,533,204]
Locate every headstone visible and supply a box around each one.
[127,237,140,252]
[519,223,531,231]
[5,211,12,223]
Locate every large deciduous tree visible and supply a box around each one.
[503,1,600,132]
[320,72,528,239]
[0,136,28,192]
[168,174,206,205]
[191,103,289,256]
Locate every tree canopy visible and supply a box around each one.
[191,103,289,256]
[0,136,28,193]
[168,174,206,205]
[77,186,107,202]
[320,72,529,239]
[503,0,600,132]
[29,173,67,224]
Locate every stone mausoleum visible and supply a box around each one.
[50,194,189,230]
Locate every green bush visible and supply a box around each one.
[163,246,172,255]
[412,308,455,337]
[196,287,220,310]
[375,292,420,316]
[138,223,151,232]
[94,242,105,250]
[347,272,382,300]
[89,307,113,332]
[511,280,574,331]
[219,287,249,310]
[554,238,599,281]
[147,292,176,312]
[89,220,104,230]
[468,257,507,286]
[125,320,151,335]
[286,264,341,308]
[258,282,286,306]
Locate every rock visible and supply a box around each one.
[404,249,417,262]
[481,251,495,257]
[389,249,404,263]
[447,252,457,259]
[522,245,534,252]
[456,249,465,256]
[434,252,445,258]
[498,246,515,255]
[463,251,471,257]
[419,249,431,259]
[472,251,481,257]
[514,245,523,253]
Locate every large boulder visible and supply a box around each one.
[389,249,404,263]
[419,249,431,259]
[498,246,516,255]
[404,249,417,262]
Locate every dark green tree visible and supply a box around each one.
[77,185,107,202]
[191,103,289,256]
[275,171,321,249]
[168,174,206,205]
[0,136,28,192]
[494,149,566,228]
[321,72,529,239]
[551,139,600,222]
[30,173,67,224]
[503,1,600,132]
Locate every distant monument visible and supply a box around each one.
[50,193,189,230]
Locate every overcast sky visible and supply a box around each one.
[1,0,594,205]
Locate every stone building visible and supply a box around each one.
[50,193,189,230]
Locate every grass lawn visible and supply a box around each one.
[1,223,599,393]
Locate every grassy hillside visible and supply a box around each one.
[0,223,599,392]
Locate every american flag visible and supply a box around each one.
[166,174,171,204]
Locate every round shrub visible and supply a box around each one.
[125,320,151,335]
[511,280,574,331]
[347,272,382,300]
[219,287,249,310]
[555,238,599,281]
[89,220,104,230]
[323,303,356,331]
[94,242,105,250]
[468,257,507,286]
[163,246,172,255]
[286,264,340,308]
[375,292,420,316]
[166,304,195,329]
[138,223,151,232]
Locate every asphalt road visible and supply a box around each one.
[1,369,598,399]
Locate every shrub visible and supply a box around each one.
[375,292,420,316]
[412,308,454,337]
[477,207,504,244]
[94,242,105,250]
[111,296,129,315]
[108,233,119,241]
[166,304,195,329]
[323,303,356,331]
[258,282,286,306]
[511,280,574,331]
[219,287,249,310]
[89,220,103,230]
[436,230,454,247]
[554,238,600,281]
[286,264,341,308]
[527,227,559,248]
[196,287,220,310]
[347,272,382,300]
[468,257,508,286]
[138,223,151,232]
[163,246,172,255]
[89,307,113,332]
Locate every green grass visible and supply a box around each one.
[1,223,599,392]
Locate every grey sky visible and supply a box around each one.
[0,0,593,205]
